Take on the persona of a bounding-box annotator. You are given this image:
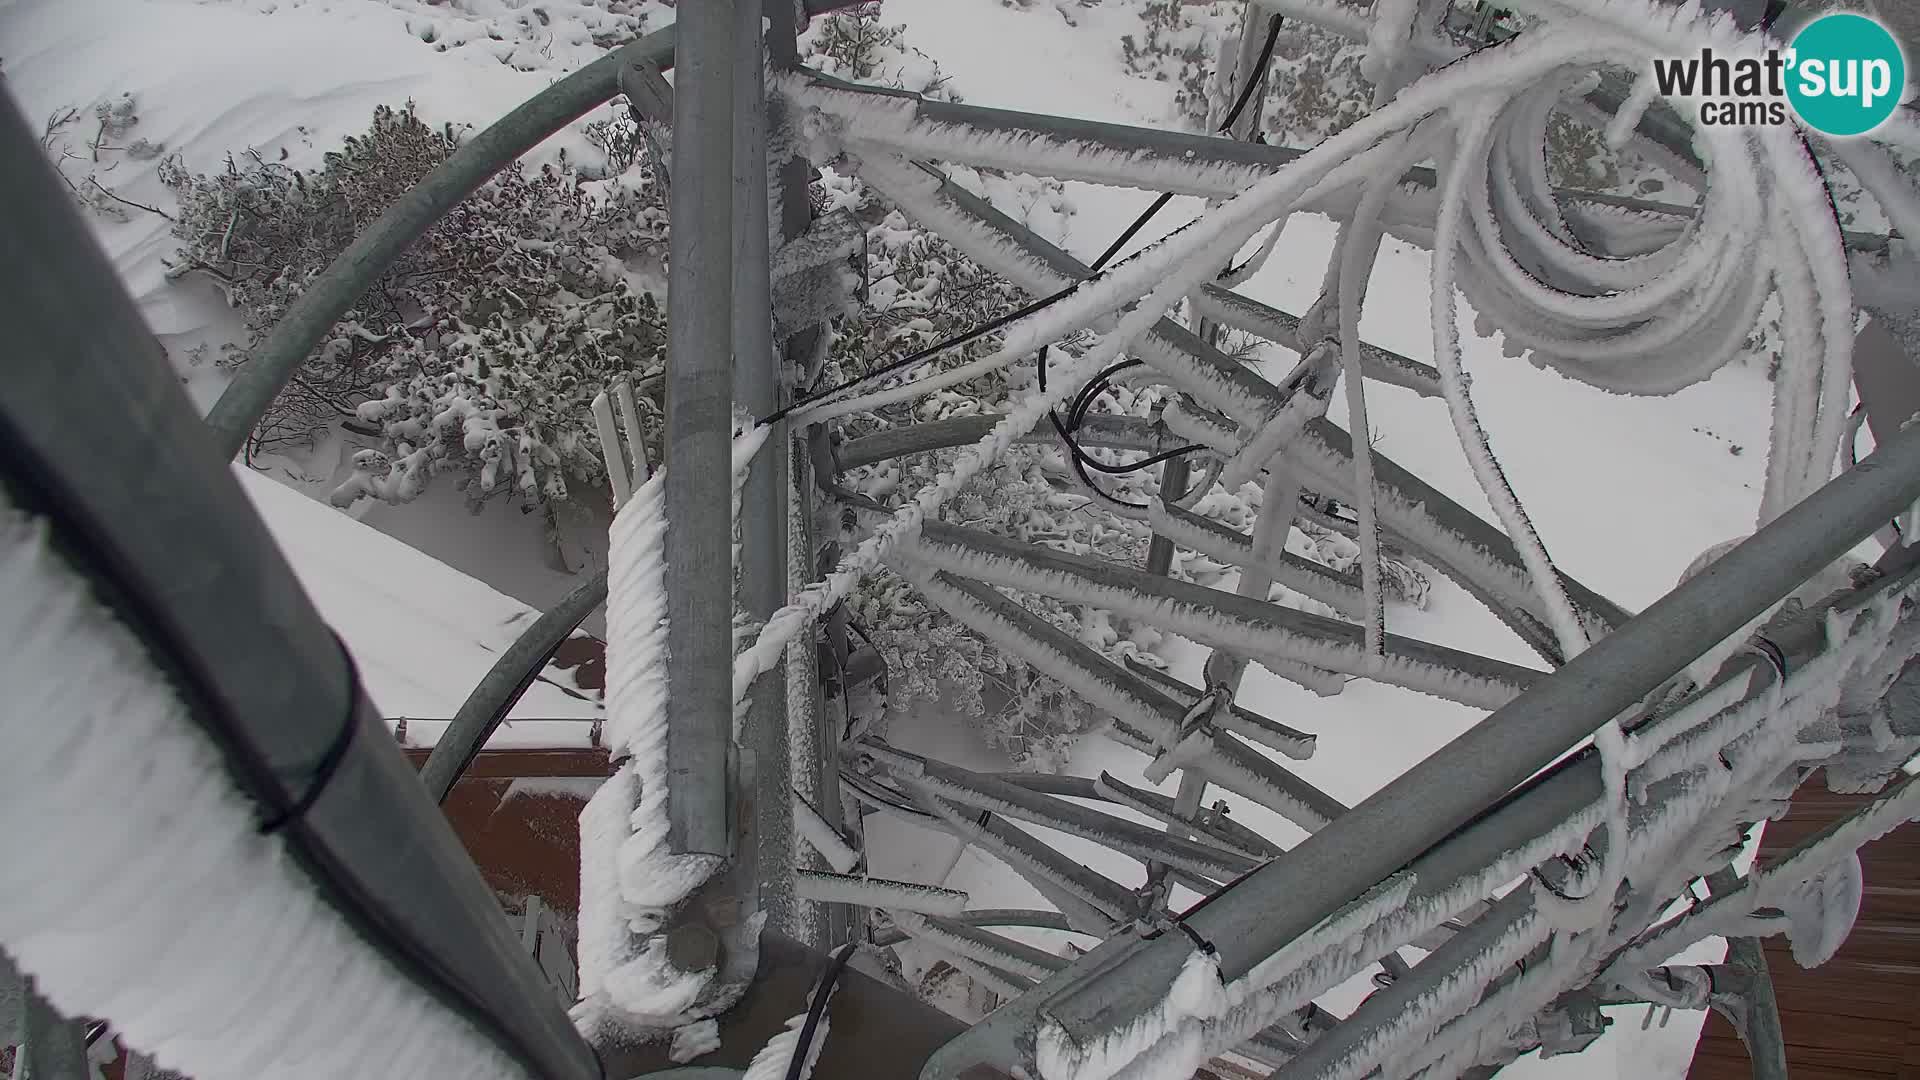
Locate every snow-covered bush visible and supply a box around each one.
[1120,0,1238,127]
[162,102,669,504]
[801,3,958,99]
[38,93,170,223]
[813,164,1162,768]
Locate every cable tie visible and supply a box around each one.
[259,631,362,835]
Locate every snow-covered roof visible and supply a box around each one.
[235,467,602,749]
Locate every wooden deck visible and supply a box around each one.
[1688,786,1920,1080]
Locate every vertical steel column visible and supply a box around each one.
[665,0,738,858]
[769,0,859,949]
[733,0,796,938]
[1144,4,1278,898]
[1706,868,1789,1080]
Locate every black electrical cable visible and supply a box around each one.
[763,281,1082,426]
[785,941,858,1080]
[1068,359,1143,428]
[1036,13,1283,496]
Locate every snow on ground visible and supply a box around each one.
[236,464,601,744]
[0,0,643,624]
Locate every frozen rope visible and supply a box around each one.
[1333,124,1434,655]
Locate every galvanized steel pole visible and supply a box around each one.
[665,0,739,859]
[732,0,796,939]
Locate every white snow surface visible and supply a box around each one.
[234,467,601,736]
[0,501,528,1080]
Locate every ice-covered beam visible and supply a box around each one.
[900,519,1546,709]
[835,412,1162,471]
[1166,401,1629,660]
[864,742,1262,882]
[867,909,1079,947]
[793,870,968,916]
[834,403,1630,668]
[1147,502,1366,620]
[897,566,1344,832]
[782,69,1891,255]
[1190,287,1441,397]
[994,771,1286,859]
[904,781,1135,933]
[1121,656,1323,763]
[899,914,1072,982]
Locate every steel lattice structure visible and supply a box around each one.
[6,1,1920,1079]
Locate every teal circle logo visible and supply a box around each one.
[1787,13,1907,136]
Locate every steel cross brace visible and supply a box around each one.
[916,421,1920,1079]
[777,68,1895,258]
[830,152,1631,661]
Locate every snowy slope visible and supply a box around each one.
[236,466,602,743]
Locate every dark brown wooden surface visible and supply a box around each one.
[403,745,613,916]
[1688,786,1920,1080]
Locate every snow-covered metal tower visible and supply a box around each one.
[6,0,1920,1078]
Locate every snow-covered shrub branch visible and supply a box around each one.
[37,94,171,223]
[162,102,670,502]
[801,3,961,100]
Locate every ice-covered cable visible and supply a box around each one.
[0,502,531,1080]
[1431,98,1593,661]
[1334,126,1431,655]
